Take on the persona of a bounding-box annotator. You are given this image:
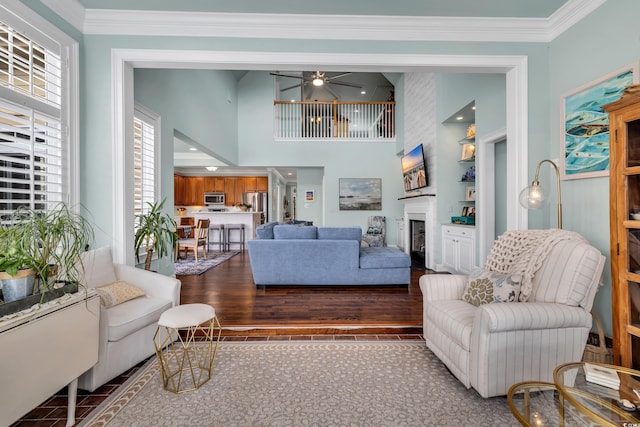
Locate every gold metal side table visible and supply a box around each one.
[153,303,222,393]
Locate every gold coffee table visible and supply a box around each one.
[509,362,640,426]
[508,381,595,426]
[554,362,640,427]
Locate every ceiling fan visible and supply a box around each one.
[270,71,363,99]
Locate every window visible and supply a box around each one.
[0,6,76,218]
[133,104,159,229]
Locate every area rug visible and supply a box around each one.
[80,341,516,427]
[174,251,239,275]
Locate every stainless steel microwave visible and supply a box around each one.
[204,192,225,205]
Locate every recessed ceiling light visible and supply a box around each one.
[205,166,218,171]
[287,172,292,176]
[189,148,197,151]
[361,91,366,95]
[472,106,476,110]
[456,116,464,121]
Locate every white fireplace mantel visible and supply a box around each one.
[400,195,437,270]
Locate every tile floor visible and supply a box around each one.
[12,334,424,426]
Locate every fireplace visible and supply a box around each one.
[410,219,426,269]
[401,194,435,270]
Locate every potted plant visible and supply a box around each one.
[0,226,36,302]
[0,203,93,305]
[134,198,178,270]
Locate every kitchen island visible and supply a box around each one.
[193,211,262,250]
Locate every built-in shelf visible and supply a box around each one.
[398,193,436,201]
[458,136,475,145]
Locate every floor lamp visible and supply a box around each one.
[518,159,563,229]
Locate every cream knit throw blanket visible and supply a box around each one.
[485,229,587,301]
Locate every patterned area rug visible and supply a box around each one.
[174,251,239,275]
[79,341,516,427]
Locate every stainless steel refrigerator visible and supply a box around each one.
[242,192,268,223]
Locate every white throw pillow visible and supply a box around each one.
[462,270,521,307]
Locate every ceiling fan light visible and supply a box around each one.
[312,78,324,86]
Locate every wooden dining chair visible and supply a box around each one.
[179,219,210,262]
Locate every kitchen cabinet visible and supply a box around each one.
[604,87,640,368]
[441,224,476,274]
[185,176,204,206]
[204,176,224,193]
[224,177,237,206]
[243,177,257,192]
[175,175,268,207]
[174,174,186,206]
[257,177,268,192]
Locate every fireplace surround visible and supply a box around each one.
[400,195,436,270]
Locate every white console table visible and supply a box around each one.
[0,290,100,426]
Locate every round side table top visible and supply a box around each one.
[554,362,640,427]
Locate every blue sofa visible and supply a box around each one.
[247,224,411,285]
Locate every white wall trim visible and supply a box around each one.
[111,50,528,265]
[477,127,507,266]
[505,56,529,232]
[112,49,134,265]
[40,0,602,43]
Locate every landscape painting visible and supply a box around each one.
[339,178,382,210]
[561,63,637,180]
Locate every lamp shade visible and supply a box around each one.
[518,183,548,210]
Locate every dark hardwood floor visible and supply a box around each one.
[178,250,431,336]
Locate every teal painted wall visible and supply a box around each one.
[548,0,640,336]
[19,1,636,332]
[237,70,405,233]
[73,32,552,254]
[134,68,239,165]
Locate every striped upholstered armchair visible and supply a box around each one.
[420,230,605,398]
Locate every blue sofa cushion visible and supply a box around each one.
[273,224,318,240]
[317,226,362,245]
[359,247,411,269]
[256,221,278,239]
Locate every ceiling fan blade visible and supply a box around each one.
[325,72,352,81]
[324,84,340,100]
[270,73,305,80]
[328,81,362,89]
[280,83,304,91]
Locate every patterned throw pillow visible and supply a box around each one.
[462,270,521,307]
[95,281,145,307]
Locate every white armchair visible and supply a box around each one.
[420,230,605,398]
[76,246,181,391]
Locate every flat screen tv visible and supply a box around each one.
[401,144,428,191]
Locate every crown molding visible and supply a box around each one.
[41,0,85,32]
[38,0,606,43]
[546,0,607,41]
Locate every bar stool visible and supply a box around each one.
[209,224,225,252]
[153,303,222,394]
[224,223,245,251]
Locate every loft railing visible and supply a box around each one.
[274,100,395,141]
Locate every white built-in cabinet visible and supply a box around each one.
[441,224,476,274]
